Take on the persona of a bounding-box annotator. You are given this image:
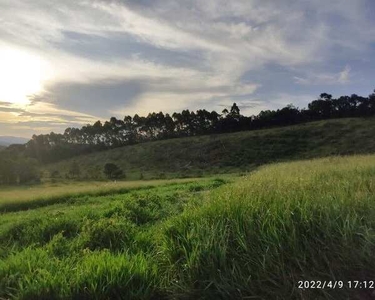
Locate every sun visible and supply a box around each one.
[0,46,51,106]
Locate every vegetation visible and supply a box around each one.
[0,178,227,299]
[1,155,375,299]
[1,90,375,185]
[104,163,124,179]
[45,117,375,180]
[0,178,214,213]
[0,153,40,185]
[2,90,375,163]
[2,115,375,184]
[68,163,81,179]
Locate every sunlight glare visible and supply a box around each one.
[0,47,51,106]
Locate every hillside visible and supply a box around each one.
[46,117,375,180]
[1,155,375,299]
[27,90,375,165]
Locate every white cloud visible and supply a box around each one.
[338,65,351,84]
[0,0,374,135]
[237,93,316,116]
[294,65,351,86]
[112,82,260,116]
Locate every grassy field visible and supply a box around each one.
[45,117,375,180]
[1,155,375,299]
[0,177,226,213]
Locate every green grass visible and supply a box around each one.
[0,178,227,299]
[1,155,375,299]
[0,177,227,213]
[162,155,375,299]
[45,117,375,180]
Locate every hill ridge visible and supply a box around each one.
[45,117,375,181]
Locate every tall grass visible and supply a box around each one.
[1,249,158,300]
[0,179,225,299]
[161,155,375,299]
[0,178,217,213]
[1,156,375,299]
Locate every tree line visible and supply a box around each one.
[4,90,375,165]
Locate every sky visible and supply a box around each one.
[0,0,375,138]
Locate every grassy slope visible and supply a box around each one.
[1,155,375,299]
[46,117,375,180]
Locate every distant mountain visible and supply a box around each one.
[0,136,29,146]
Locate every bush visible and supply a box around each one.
[103,163,124,179]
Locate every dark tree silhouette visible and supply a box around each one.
[230,103,240,117]
[104,163,123,179]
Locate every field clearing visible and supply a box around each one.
[1,155,375,299]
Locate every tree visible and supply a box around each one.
[0,157,16,184]
[320,93,332,101]
[69,162,80,178]
[230,103,240,117]
[308,94,334,119]
[0,156,40,185]
[16,158,40,184]
[104,163,124,179]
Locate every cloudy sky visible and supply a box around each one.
[0,0,375,138]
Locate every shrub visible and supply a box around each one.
[103,163,124,179]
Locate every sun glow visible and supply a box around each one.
[0,46,51,106]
